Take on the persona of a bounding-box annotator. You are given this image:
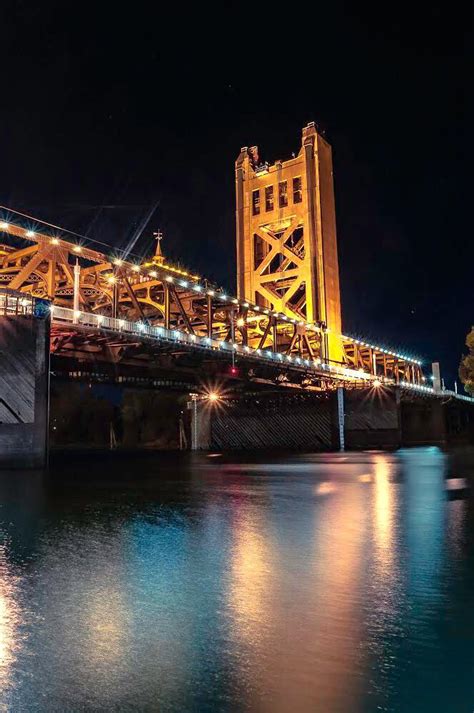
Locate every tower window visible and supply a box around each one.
[293,177,302,203]
[278,181,288,207]
[265,185,274,211]
[252,189,260,215]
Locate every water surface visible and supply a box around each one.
[0,448,473,712]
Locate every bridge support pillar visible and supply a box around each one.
[400,397,447,446]
[189,398,211,450]
[336,387,345,451]
[343,387,401,450]
[0,304,50,468]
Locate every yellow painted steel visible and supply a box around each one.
[235,122,343,362]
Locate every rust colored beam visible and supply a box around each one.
[120,273,146,322]
[164,282,170,329]
[206,295,213,338]
[170,286,195,335]
[257,317,272,350]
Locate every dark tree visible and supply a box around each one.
[459,328,474,395]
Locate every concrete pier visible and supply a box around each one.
[0,294,50,468]
[189,388,474,451]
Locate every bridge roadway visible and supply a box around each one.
[49,305,474,401]
[50,304,384,390]
[1,287,473,466]
[2,288,472,403]
[0,288,439,393]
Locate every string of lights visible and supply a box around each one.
[0,209,423,366]
[43,304,473,402]
[50,304,379,385]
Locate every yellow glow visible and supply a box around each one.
[0,547,21,693]
[228,509,272,645]
[373,379,381,387]
[306,477,365,712]
[208,392,220,402]
[374,455,393,554]
[73,245,82,253]
[85,594,126,667]
[25,230,35,237]
[107,275,116,284]
[236,318,245,327]
[315,481,337,495]
[51,237,60,245]
[154,261,199,280]
[113,259,122,266]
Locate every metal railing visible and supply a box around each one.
[2,298,469,403]
[0,290,34,316]
[50,305,378,385]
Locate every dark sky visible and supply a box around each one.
[1,2,471,387]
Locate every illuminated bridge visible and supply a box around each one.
[0,212,424,391]
[0,123,472,464]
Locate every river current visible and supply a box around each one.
[0,448,473,712]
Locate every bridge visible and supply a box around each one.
[0,122,472,465]
[0,210,423,390]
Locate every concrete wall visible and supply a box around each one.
[192,393,334,450]
[344,388,401,449]
[0,315,50,468]
[191,388,474,452]
[193,390,401,452]
[400,399,445,446]
[401,397,474,446]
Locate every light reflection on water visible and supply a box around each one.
[0,545,22,693]
[0,447,473,712]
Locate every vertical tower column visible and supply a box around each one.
[235,122,343,362]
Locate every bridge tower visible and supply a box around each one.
[235,122,343,361]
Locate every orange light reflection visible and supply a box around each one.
[0,546,22,694]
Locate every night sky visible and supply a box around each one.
[1,3,470,387]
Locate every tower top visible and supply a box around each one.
[236,122,328,174]
[235,122,342,361]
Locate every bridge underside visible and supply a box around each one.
[0,301,472,468]
[49,320,361,393]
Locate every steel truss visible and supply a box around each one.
[0,220,423,385]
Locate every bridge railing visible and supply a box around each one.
[50,305,380,385]
[47,305,474,403]
[0,289,34,316]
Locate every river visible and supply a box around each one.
[0,448,473,712]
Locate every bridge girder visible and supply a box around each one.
[0,219,423,385]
